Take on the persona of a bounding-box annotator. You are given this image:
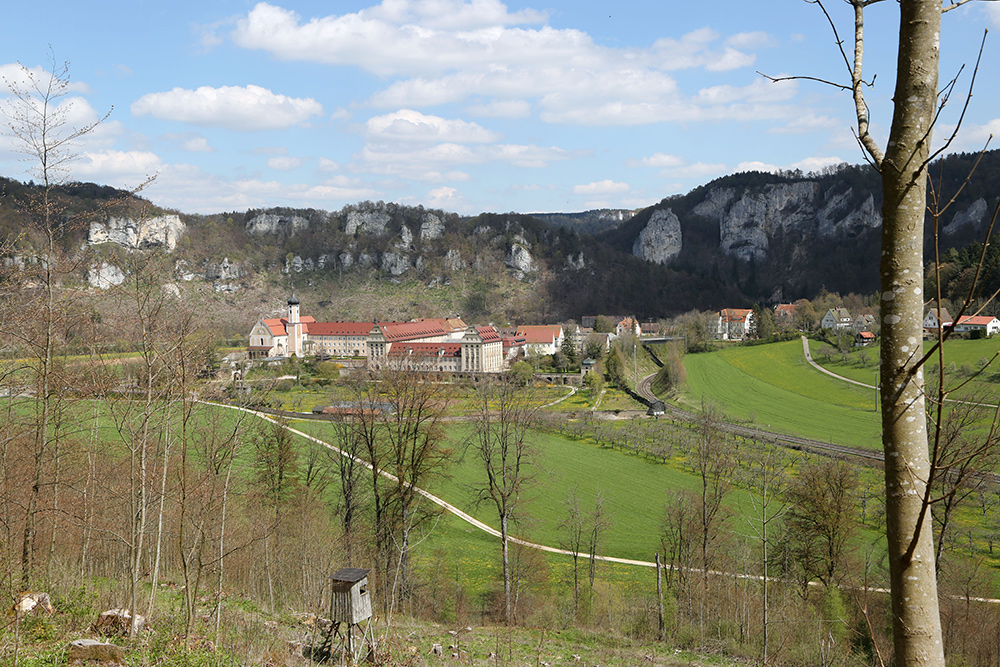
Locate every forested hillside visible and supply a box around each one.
[2,150,999,328]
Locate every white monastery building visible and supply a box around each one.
[248,295,504,372]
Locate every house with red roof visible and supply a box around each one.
[716,308,754,340]
[953,315,1000,337]
[515,324,565,355]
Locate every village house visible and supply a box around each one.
[923,307,952,336]
[515,324,565,355]
[715,308,754,340]
[952,315,1000,337]
[852,313,876,333]
[774,303,797,324]
[855,330,877,347]
[821,307,853,330]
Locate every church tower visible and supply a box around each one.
[287,292,303,356]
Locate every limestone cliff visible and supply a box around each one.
[89,215,186,251]
[632,208,682,265]
[245,212,310,236]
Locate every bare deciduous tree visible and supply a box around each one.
[472,376,538,624]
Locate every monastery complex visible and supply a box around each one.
[248,294,508,373]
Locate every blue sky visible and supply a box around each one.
[2,1,998,215]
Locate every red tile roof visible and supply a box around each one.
[515,325,561,344]
[956,316,998,326]
[379,321,449,342]
[475,325,501,342]
[720,308,752,322]
[307,321,375,336]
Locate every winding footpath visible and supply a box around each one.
[204,339,1000,606]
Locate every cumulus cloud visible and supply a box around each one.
[631,153,685,168]
[318,157,341,171]
[232,3,766,126]
[573,179,630,195]
[0,63,91,94]
[423,186,464,210]
[131,84,323,130]
[75,151,162,182]
[465,99,531,118]
[353,140,576,179]
[665,162,729,179]
[267,156,304,170]
[726,31,773,49]
[162,132,215,153]
[364,109,501,143]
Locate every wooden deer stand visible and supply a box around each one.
[318,567,375,664]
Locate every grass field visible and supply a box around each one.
[676,339,883,450]
[809,337,1000,398]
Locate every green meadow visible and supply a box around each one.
[808,336,1000,399]
[677,339,883,450]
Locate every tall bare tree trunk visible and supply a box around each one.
[879,1,945,664]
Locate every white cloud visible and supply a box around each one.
[364,109,501,143]
[233,3,585,77]
[162,132,215,153]
[353,140,575,179]
[318,157,341,171]
[366,0,547,30]
[268,156,304,170]
[631,153,685,168]
[0,62,91,94]
[736,160,780,173]
[955,118,1000,147]
[986,3,1000,28]
[573,179,630,195]
[181,137,214,153]
[791,156,844,173]
[75,150,162,183]
[233,4,767,127]
[423,186,464,210]
[465,99,531,118]
[665,162,729,179]
[131,85,323,130]
[726,32,773,49]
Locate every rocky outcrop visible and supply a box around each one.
[444,248,465,271]
[420,214,445,240]
[506,243,535,279]
[945,197,988,235]
[88,263,126,289]
[381,251,410,275]
[345,209,390,236]
[246,213,309,236]
[205,257,242,281]
[89,215,186,251]
[632,208,682,265]
[690,181,881,262]
[396,225,414,249]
